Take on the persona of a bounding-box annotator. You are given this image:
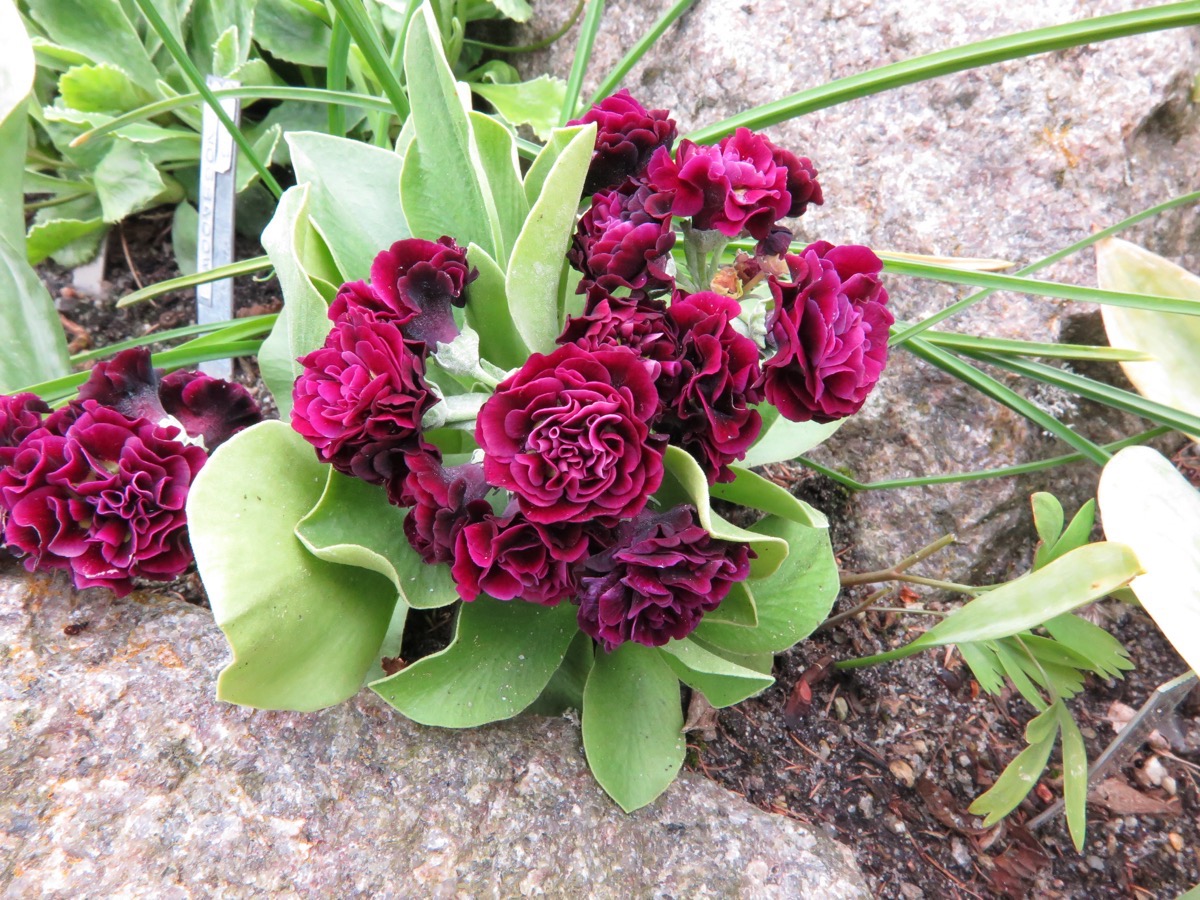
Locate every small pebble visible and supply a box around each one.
[898,883,924,900]
[951,839,972,869]
[957,753,971,768]
[859,795,875,817]
[889,759,916,788]
[818,740,832,761]
[833,697,849,721]
[1168,833,1184,853]
[1163,776,1177,797]
[1087,855,1106,872]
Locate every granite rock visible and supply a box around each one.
[0,570,869,898]
[518,0,1200,579]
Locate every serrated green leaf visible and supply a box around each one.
[254,0,331,67]
[31,194,107,267]
[505,122,594,354]
[371,598,578,727]
[993,639,1049,710]
[94,139,169,222]
[968,711,1059,825]
[296,470,459,610]
[1042,613,1132,679]
[212,26,241,77]
[1098,446,1200,675]
[25,0,160,90]
[189,0,258,76]
[288,131,408,280]
[25,217,105,266]
[713,464,829,528]
[741,405,842,468]
[1097,238,1200,439]
[958,641,1006,695]
[658,637,773,708]
[583,641,685,812]
[473,75,566,142]
[463,242,529,370]
[188,421,400,712]
[1040,499,1095,569]
[59,62,150,113]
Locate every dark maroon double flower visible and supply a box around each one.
[567,179,675,297]
[0,349,261,595]
[762,242,893,423]
[452,512,589,606]
[569,89,677,197]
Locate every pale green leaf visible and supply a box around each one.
[473,76,566,142]
[171,201,198,275]
[658,637,773,708]
[1,2,35,250]
[187,421,400,712]
[1096,238,1200,439]
[254,0,331,67]
[93,140,168,222]
[968,706,1059,825]
[1031,491,1064,555]
[958,641,1006,695]
[701,580,757,628]
[505,122,593,354]
[0,232,72,391]
[25,217,106,267]
[482,0,532,22]
[288,131,408,280]
[467,111,528,265]
[59,62,149,113]
[582,642,685,812]
[527,631,593,716]
[371,598,578,727]
[296,469,459,609]
[463,242,529,369]
[1058,704,1089,852]
[712,464,829,528]
[741,406,842,468]
[25,0,160,90]
[1042,613,1132,679]
[1042,499,1095,567]
[1098,446,1200,675]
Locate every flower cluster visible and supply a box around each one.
[0,350,261,595]
[287,91,891,651]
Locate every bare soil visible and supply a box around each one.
[30,214,1200,900]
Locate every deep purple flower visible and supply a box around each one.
[567,179,676,296]
[451,512,589,605]
[291,314,438,486]
[402,453,492,565]
[328,237,477,350]
[657,292,764,484]
[476,343,665,525]
[762,242,893,423]
[648,129,820,239]
[569,89,677,196]
[76,347,261,451]
[0,402,205,595]
[0,393,50,467]
[576,505,752,650]
[557,288,677,363]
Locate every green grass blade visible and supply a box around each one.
[917,328,1151,362]
[882,256,1200,317]
[589,0,696,105]
[69,313,277,363]
[891,190,1200,346]
[797,427,1168,491]
[903,337,1111,465]
[327,0,410,122]
[326,15,352,137]
[116,256,272,307]
[967,351,1200,437]
[129,0,283,199]
[682,3,1200,144]
[558,0,605,126]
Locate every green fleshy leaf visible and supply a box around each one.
[658,638,773,708]
[254,0,331,67]
[25,217,106,266]
[59,62,149,113]
[258,184,335,415]
[212,25,242,78]
[93,140,169,222]
[1057,703,1089,852]
[0,232,72,391]
[505,122,593,354]
[371,598,578,727]
[1096,238,1200,438]
[689,636,775,677]
[171,201,198,275]
[401,4,500,257]
[467,111,528,265]
[701,580,757,628]
[741,406,842,468]
[1031,491,1064,561]
[693,514,839,654]
[189,0,257,76]
[527,630,594,716]
[713,464,828,527]
[463,242,529,369]
[659,445,789,579]
[473,76,566,142]
[234,123,281,192]
[1041,499,1095,567]
[482,0,532,22]
[522,125,578,207]
[296,469,459,610]
[288,131,408,280]
[25,0,160,90]
[582,641,686,812]
[188,421,400,712]
[968,704,1060,825]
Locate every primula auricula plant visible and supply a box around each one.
[183,0,891,810]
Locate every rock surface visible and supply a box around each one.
[518,0,1200,579]
[0,570,869,898]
